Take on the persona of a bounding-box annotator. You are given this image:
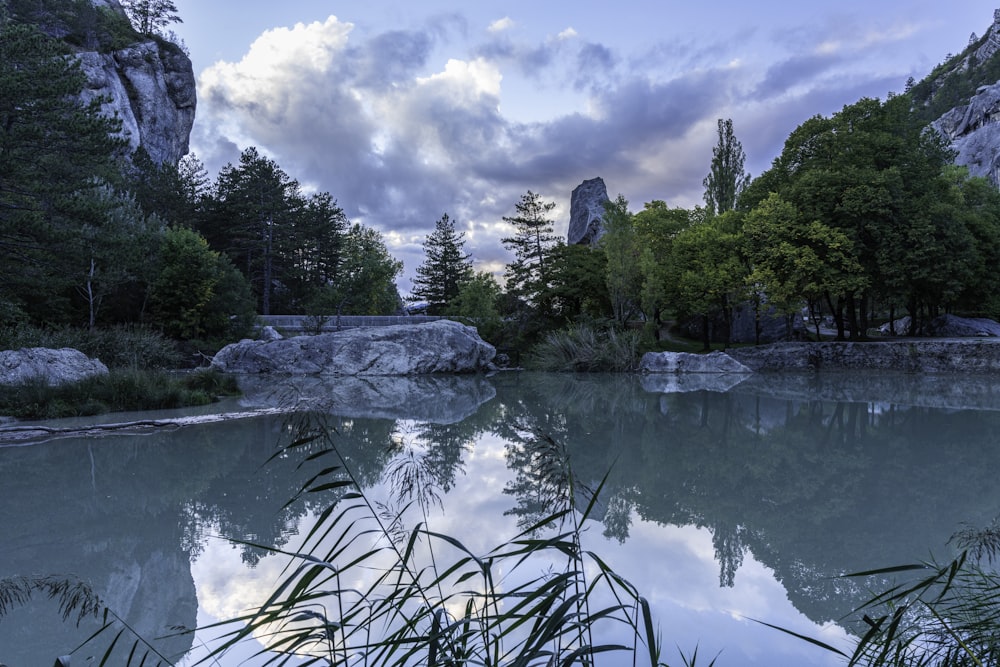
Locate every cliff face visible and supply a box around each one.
[922,10,1000,185]
[5,0,196,165]
[77,38,196,165]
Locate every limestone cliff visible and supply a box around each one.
[4,0,196,165]
[920,10,1000,184]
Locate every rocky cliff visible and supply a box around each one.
[923,10,1000,184]
[4,0,196,165]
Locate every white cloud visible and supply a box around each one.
[557,27,578,40]
[488,16,515,33]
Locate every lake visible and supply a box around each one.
[3,370,1000,666]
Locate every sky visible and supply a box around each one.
[169,0,1000,295]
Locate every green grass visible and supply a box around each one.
[0,368,240,420]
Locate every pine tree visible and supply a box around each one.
[501,191,559,310]
[411,213,473,315]
[703,118,750,216]
[120,0,181,37]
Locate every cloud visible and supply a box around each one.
[488,16,514,33]
[190,10,920,294]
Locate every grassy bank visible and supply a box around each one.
[0,368,241,420]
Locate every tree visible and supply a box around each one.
[599,194,642,325]
[448,271,504,342]
[148,227,223,340]
[411,214,473,315]
[501,191,560,312]
[310,224,402,317]
[703,118,750,216]
[0,22,126,323]
[204,147,303,315]
[120,0,181,37]
[633,202,697,340]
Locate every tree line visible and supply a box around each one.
[0,18,402,345]
[9,4,1000,353]
[414,100,1000,350]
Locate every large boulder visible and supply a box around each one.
[639,350,753,374]
[211,320,496,376]
[567,177,609,245]
[0,348,109,386]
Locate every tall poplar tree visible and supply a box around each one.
[703,118,750,216]
[411,214,473,315]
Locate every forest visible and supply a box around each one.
[5,5,1000,363]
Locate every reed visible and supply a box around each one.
[526,323,642,372]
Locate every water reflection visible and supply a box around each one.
[1,371,998,665]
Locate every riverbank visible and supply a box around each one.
[726,339,1000,374]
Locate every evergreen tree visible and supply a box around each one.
[703,118,750,216]
[501,191,560,311]
[0,22,126,323]
[120,0,181,37]
[411,213,473,315]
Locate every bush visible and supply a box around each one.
[526,323,642,372]
[0,324,181,369]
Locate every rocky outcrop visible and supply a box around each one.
[0,348,109,386]
[640,350,752,375]
[932,80,1000,185]
[878,314,1000,337]
[77,39,196,165]
[567,177,609,245]
[211,320,496,376]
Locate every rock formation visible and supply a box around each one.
[0,348,109,386]
[211,320,496,376]
[77,39,196,165]
[6,0,196,166]
[567,177,609,245]
[931,80,1000,185]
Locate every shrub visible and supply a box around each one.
[526,323,642,372]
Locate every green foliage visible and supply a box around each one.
[600,194,642,325]
[119,0,181,38]
[0,368,237,419]
[411,213,474,314]
[0,22,127,323]
[447,271,504,343]
[526,323,642,372]
[0,323,181,369]
[502,190,561,312]
[703,118,750,215]
[8,0,139,51]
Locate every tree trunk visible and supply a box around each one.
[701,314,711,351]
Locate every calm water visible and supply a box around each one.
[3,371,1000,666]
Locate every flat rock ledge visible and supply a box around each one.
[0,347,109,386]
[727,339,1000,374]
[211,320,496,376]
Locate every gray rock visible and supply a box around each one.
[211,320,496,376]
[567,177,609,245]
[931,80,1000,185]
[639,350,753,374]
[878,314,1000,337]
[640,373,748,394]
[924,314,1000,337]
[234,374,497,424]
[77,40,196,165]
[0,348,109,386]
[258,326,283,341]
